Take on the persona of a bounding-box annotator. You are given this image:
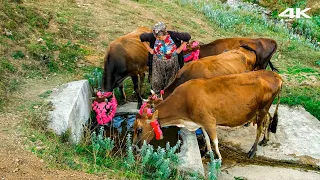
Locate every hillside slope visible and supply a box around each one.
[0,0,319,178]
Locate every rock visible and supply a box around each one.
[12,168,19,173]
[48,80,92,143]
[220,165,320,180]
[35,146,43,151]
[178,128,205,177]
[218,105,320,168]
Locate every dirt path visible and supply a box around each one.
[0,76,104,179]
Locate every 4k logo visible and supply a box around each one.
[279,8,311,19]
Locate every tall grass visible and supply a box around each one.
[180,0,319,50]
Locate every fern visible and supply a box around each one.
[124,134,135,169]
[207,152,221,180]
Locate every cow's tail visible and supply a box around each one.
[269,88,281,133]
[267,40,279,72]
[102,51,113,92]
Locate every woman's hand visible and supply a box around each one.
[148,48,154,54]
[176,41,188,54]
[176,47,183,54]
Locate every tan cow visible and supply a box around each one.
[187,37,278,71]
[163,45,257,99]
[133,70,282,159]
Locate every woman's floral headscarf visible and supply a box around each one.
[153,22,167,37]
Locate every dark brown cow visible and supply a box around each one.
[186,38,278,71]
[163,45,256,99]
[133,70,282,159]
[102,27,152,108]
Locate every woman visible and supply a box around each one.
[140,22,191,94]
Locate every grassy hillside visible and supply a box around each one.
[0,0,319,178]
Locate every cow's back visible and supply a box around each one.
[199,38,250,58]
[107,27,151,74]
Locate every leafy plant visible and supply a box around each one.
[137,140,182,179]
[316,60,320,66]
[84,68,103,90]
[12,50,25,59]
[90,127,115,168]
[207,152,221,180]
[124,134,135,169]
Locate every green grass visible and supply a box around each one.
[39,90,53,99]
[22,99,196,179]
[281,86,320,120]
[1,0,319,178]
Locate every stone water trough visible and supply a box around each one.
[47,79,320,178]
[48,79,205,176]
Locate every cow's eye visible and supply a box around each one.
[137,128,142,134]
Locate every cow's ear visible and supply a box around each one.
[151,110,159,121]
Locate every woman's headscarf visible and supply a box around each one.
[152,22,167,37]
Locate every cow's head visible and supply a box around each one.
[132,110,160,149]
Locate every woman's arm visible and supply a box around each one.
[170,31,191,42]
[140,33,155,54]
[169,31,191,53]
[142,41,154,54]
[140,32,154,42]
[176,41,188,54]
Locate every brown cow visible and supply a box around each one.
[186,38,278,71]
[163,45,256,99]
[133,70,282,159]
[102,27,152,108]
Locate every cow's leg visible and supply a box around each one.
[131,75,142,109]
[204,125,222,160]
[259,112,271,146]
[139,72,145,96]
[247,110,267,158]
[201,128,213,152]
[118,83,126,102]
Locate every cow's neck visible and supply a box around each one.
[154,99,185,127]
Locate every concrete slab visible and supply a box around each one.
[178,128,205,177]
[116,102,205,176]
[116,102,139,115]
[48,80,92,143]
[218,105,320,167]
[219,165,320,180]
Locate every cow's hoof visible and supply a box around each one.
[244,122,251,127]
[258,139,268,146]
[247,148,256,159]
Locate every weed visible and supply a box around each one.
[8,79,21,92]
[1,58,16,72]
[234,177,247,180]
[207,152,221,180]
[39,90,53,99]
[12,50,25,59]
[60,128,71,143]
[25,101,53,132]
[59,41,87,72]
[316,60,320,67]
[84,67,103,91]
[287,65,317,75]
